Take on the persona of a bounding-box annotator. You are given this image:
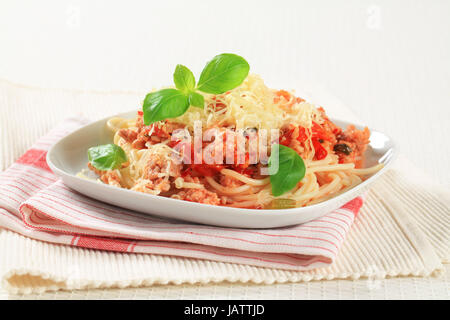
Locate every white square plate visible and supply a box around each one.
[47,111,396,228]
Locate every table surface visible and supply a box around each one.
[0,0,448,299]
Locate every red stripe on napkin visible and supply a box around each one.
[76,236,134,252]
[16,149,51,172]
[341,197,364,216]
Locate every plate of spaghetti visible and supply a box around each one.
[47,53,395,228]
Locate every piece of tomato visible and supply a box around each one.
[296,127,308,143]
[312,138,328,160]
[312,121,334,142]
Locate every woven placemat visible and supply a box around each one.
[0,79,448,294]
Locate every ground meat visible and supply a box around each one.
[135,112,144,130]
[87,162,122,187]
[129,177,171,194]
[172,189,220,205]
[130,126,151,149]
[132,115,186,149]
[143,153,181,180]
[335,125,370,165]
[118,129,138,143]
[87,162,103,176]
[131,137,147,149]
[101,172,122,187]
[150,178,171,193]
[130,151,182,194]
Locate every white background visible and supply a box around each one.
[1,0,449,186]
[0,0,449,299]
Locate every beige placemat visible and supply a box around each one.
[4,264,449,300]
[0,79,448,294]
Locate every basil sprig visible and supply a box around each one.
[142,53,249,125]
[88,144,127,171]
[268,144,306,197]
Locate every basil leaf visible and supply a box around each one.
[143,88,190,125]
[88,144,127,171]
[197,53,250,94]
[268,144,306,197]
[189,91,204,108]
[173,64,196,93]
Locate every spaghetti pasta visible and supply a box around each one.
[87,74,383,209]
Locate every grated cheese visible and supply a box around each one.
[172,74,323,131]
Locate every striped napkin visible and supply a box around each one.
[0,118,364,271]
